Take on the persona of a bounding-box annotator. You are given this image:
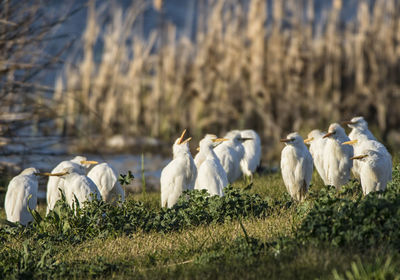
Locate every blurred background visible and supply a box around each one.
[1,0,400,191]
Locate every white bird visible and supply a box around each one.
[304,129,329,185]
[87,163,125,204]
[194,134,217,168]
[214,131,246,183]
[322,123,353,189]
[342,116,377,179]
[4,168,40,225]
[194,137,228,196]
[160,129,197,208]
[280,132,313,201]
[238,129,262,178]
[343,116,376,142]
[46,156,98,214]
[342,138,392,195]
[59,167,101,209]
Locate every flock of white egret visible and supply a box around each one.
[3,116,392,226]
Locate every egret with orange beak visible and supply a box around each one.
[160,129,197,208]
[322,123,353,189]
[343,138,392,195]
[46,156,98,214]
[304,129,329,185]
[280,132,313,202]
[195,137,229,196]
[214,131,247,183]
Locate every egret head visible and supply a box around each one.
[70,156,98,169]
[20,167,40,176]
[280,132,304,146]
[198,137,228,152]
[342,116,368,130]
[350,150,378,162]
[304,129,324,144]
[323,123,346,139]
[173,129,192,156]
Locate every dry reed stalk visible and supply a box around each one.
[53,0,400,159]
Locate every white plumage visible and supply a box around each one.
[46,156,97,214]
[194,134,217,168]
[160,130,197,208]
[61,167,102,209]
[322,123,353,189]
[5,167,40,225]
[343,139,392,195]
[304,129,329,185]
[238,129,261,178]
[280,132,313,201]
[87,163,125,204]
[194,137,228,196]
[214,131,245,183]
[343,116,376,179]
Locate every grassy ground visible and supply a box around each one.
[1,171,400,279]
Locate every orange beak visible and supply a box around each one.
[323,132,334,138]
[350,155,368,160]
[177,129,187,144]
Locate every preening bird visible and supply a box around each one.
[4,168,59,225]
[59,167,101,209]
[342,139,392,195]
[280,132,313,202]
[87,162,125,204]
[5,168,40,225]
[194,134,217,168]
[342,116,377,179]
[160,129,197,208]
[304,129,329,185]
[214,131,246,183]
[238,129,261,178]
[194,137,228,196]
[46,156,98,214]
[322,123,353,189]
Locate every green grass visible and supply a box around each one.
[1,168,400,279]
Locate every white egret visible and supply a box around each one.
[214,131,246,183]
[342,116,376,142]
[342,138,392,195]
[342,116,376,179]
[238,129,261,178]
[194,137,228,196]
[4,168,61,225]
[87,162,125,204]
[46,156,98,214]
[160,129,197,208]
[59,167,101,209]
[304,129,329,185]
[5,168,40,225]
[280,132,313,201]
[322,123,353,188]
[194,134,217,168]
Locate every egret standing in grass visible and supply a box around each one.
[58,167,101,209]
[46,156,98,214]
[342,116,376,179]
[323,123,353,188]
[194,134,217,168]
[280,132,313,202]
[195,137,228,196]
[343,139,392,195]
[160,129,197,208]
[214,131,246,183]
[238,129,261,179]
[304,129,329,185]
[87,162,125,204]
[4,168,58,225]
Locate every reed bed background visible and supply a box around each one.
[50,0,400,159]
